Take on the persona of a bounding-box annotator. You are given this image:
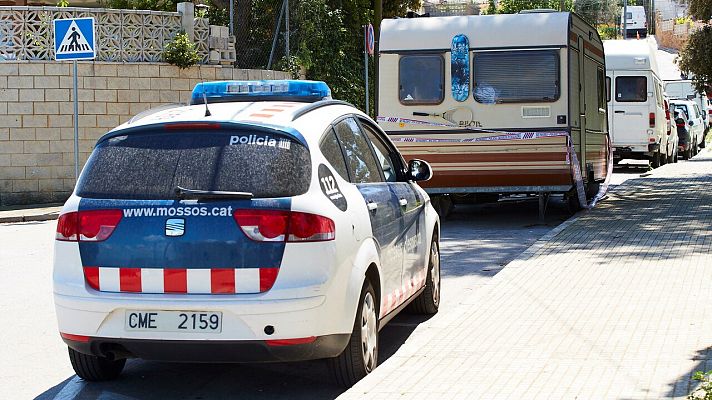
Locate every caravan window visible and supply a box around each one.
[473,50,559,104]
[606,77,611,102]
[399,55,445,105]
[615,76,647,102]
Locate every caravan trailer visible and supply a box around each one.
[377,12,610,213]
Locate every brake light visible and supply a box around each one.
[233,210,335,242]
[164,122,221,130]
[56,210,123,242]
[649,112,655,128]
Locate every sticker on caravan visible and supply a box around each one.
[451,34,470,102]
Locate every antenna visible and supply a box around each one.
[199,68,211,117]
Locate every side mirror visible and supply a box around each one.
[408,159,433,182]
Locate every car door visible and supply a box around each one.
[332,117,402,310]
[357,118,427,301]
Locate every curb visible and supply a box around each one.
[0,212,60,224]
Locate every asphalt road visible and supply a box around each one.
[0,170,646,400]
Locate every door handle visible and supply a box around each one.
[367,201,378,211]
[399,198,408,206]
[614,110,625,114]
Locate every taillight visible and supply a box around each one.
[56,210,123,242]
[649,112,655,128]
[233,210,335,242]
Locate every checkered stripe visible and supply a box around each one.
[381,270,427,317]
[82,267,279,294]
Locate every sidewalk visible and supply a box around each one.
[0,204,61,223]
[340,151,712,399]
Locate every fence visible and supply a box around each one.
[0,5,210,63]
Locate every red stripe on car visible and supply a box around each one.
[211,268,236,294]
[119,268,142,292]
[164,269,187,293]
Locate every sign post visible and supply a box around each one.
[364,23,374,116]
[53,17,96,180]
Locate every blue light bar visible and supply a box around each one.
[190,80,332,105]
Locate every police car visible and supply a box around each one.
[53,80,440,386]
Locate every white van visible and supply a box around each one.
[605,38,670,167]
[621,6,647,38]
[665,80,709,132]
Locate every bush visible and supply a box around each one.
[163,32,201,69]
[689,371,712,400]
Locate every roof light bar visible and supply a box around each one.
[190,80,332,105]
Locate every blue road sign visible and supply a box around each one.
[53,18,95,61]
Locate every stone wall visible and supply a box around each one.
[0,61,290,206]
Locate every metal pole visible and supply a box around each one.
[73,60,79,180]
[285,0,289,61]
[364,25,369,116]
[623,0,628,39]
[229,0,234,37]
[374,0,381,116]
[267,0,286,69]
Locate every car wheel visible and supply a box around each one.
[660,150,667,165]
[684,148,690,160]
[673,149,678,163]
[330,280,378,387]
[68,347,125,381]
[407,236,441,315]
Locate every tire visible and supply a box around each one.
[673,148,678,163]
[660,150,667,165]
[651,150,661,168]
[330,280,378,387]
[684,148,690,160]
[68,347,125,381]
[407,237,441,315]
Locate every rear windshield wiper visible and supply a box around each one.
[174,186,254,200]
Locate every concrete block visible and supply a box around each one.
[59,76,79,89]
[0,154,10,166]
[107,77,130,90]
[50,140,74,153]
[18,63,44,76]
[0,179,11,193]
[2,166,25,179]
[39,178,64,192]
[59,101,83,115]
[8,102,33,115]
[8,76,34,89]
[36,153,62,166]
[171,78,190,91]
[117,90,135,103]
[94,64,118,77]
[63,178,76,191]
[0,140,23,154]
[35,128,60,141]
[11,153,36,166]
[138,64,160,78]
[83,102,107,115]
[33,102,59,115]
[247,69,262,80]
[139,90,159,103]
[45,89,70,102]
[19,89,44,102]
[232,69,249,80]
[34,76,60,89]
[79,140,94,152]
[0,115,22,128]
[216,67,232,80]
[78,115,97,128]
[45,64,70,76]
[0,63,19,76]
[83,77,108,90]
[13,179,39,193]
[96,115,119,128]
[52,165,74,179]
[117,64,139,77]
[159,90,178,103]
[26,166,52,179]
[159,65,180,78]
[0,89,19,102]
[179,91,193,104]
[49,115,73,128]
[9,128,35,141]
[130,103,151,116]
[24,140,49,153]
[0,128,8,141]
[77,63,95,76]
[129,78,151,90]
[107,102,130,115]
[95,89,117,102]
[150,78,172,90]
[81,127,107,140]
[60,128,74,140]
[22,115,48,128]
[0,76,7,89]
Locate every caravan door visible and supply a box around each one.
[610,72,650,150]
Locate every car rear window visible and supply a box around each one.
[615,76,647,102]
[77,129,311,199]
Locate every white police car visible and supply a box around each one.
[53,80,440,386]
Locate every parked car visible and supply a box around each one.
[672,99,704,159]
[53,80,441,387]
[673,106,692,160]
[663,97,678,163]
[620,5,647,38]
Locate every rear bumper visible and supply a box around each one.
[613,145,656,159]
[62,334,351,362]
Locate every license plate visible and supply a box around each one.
[125,310,222,333]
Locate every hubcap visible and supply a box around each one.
[431,243,440,306]
[360,291,377,372]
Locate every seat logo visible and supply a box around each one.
[165,218,185,237]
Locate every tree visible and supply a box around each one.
[575,0,618,27]
[497,0,572,14]
[486,0,497,14]
[677,0,712,92]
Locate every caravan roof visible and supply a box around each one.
[380,12,572,51]
[603,38,660,73]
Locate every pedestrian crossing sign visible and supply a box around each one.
[53,17,95,60]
